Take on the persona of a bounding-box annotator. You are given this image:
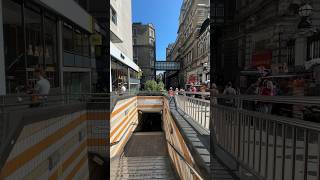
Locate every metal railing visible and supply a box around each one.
[166,139,204,180]
[212,95,320,180]
[0,93,86,112]
[175,93,210,130]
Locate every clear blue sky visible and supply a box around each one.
[132,0,183,61]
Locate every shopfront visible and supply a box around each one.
[3,0,59,94]
[110,42,140,92]
[2,0,93,94]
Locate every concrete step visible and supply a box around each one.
[111,156,177,180]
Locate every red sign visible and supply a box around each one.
[188,75,198,84]
[252,50,272,68]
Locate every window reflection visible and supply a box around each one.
[44,15,58,87]
[3,0,24,93]
[63,23,74,52]
[3,0,60,93]
[25,5,43,69]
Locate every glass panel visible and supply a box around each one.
[3,0,24,93]
[240,114,245,161]
[44,16,58,87]
[82,34,90,57]
[244,117,249,164]
[25,6,43,69]
[295,128,306,180]
[63,72,90,93]
[74,29,82,54]
[284,126,293,180]
[266,121,275,180]
[254,119,261,172]
[307,131,319,180]
[249,118,254,169]
[260,120,267,178]
[275,124,284,180]
[63,23,73,52]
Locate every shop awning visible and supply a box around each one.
[110,42,140,72]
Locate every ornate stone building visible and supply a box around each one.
[132,23,156,84]
[212,0,320,94]
[168,0,210,88]
[195,18,210,83]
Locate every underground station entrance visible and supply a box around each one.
[111,112,177,179]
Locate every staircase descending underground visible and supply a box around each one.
[111,132,177,180]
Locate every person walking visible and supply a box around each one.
[223,82,236,95]
[260,80,274,113]
[223,82,236,106]
[200,83,207,99]
[169,87,174,103]
[175,88,179,95]
[211,83,219,104]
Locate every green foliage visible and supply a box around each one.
[144,80,165,92]
[145,80,158,91]
[137,71,143,79]
[157,81,165,91]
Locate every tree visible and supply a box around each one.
[144,80,165,92]
[145,80,158,91]
[157,81,164,91]
[137,71,143,79]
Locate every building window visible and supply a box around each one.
[149,29,154,37]
[133,28,137,36]
[63,23,91,67]
[63,23,74,52]
[44,14,59,88]
[287,40,295,66]
[150,49,154,59]
[308,35,320,61]
[82,34,90,57]
[3,0,61,93]
[111,7,117,25]
[111,59,128,92]
[3,0,24,94]
[149,38,154,45]
[25,5,43,69]
[74,29,82,54]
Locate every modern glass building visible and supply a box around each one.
[0,0,103,95]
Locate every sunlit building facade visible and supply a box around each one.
[110,0,140,92]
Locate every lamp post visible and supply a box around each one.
[298,3,313,29]
[202,62,209,82]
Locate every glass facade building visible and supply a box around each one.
[1,0,96,94]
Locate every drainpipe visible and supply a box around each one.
[0,0,6,95]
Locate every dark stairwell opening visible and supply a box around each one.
[135,112,163,132]
[113,112,178,179]
[123,112,166,157]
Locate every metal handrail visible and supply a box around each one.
[175,95,210,130]
[180,90,320,104]
[166,139,204,180]
[212,101,320,180]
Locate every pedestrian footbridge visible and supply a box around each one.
[1,93,319,179]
